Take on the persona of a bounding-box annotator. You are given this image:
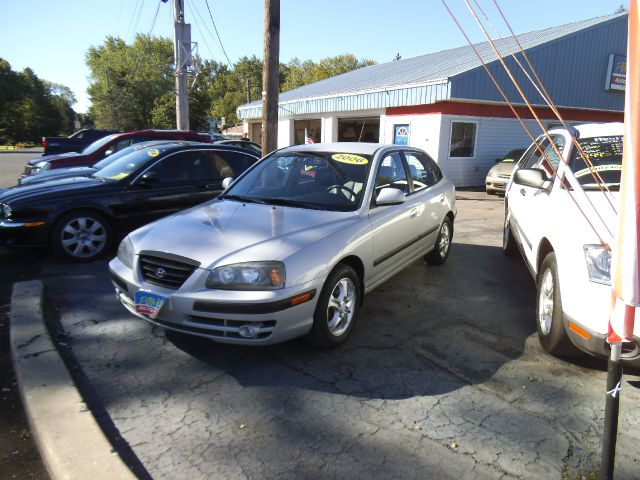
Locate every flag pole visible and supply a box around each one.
[600,342,623,480]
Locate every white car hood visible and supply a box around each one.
[130,199,358,269]
[554,189,619,245]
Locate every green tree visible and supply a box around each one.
[86,34,174,130]
[281,54,376,92]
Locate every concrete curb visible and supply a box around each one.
[10,280,137,480]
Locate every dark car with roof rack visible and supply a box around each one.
[1,142,259,261]
[23,129,212,178]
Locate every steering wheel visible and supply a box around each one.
[326,184,357,200]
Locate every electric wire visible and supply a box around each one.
[149,0,162,35]
[185,0,216,59]
[466,0,615,243]
[440,0,609,246]
[204,0,233,65]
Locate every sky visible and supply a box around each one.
[0,0,628,113]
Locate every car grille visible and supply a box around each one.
[497,173,511,179]
[139,254,199,290]
[177,316,276,340]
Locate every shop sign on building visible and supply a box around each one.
[394,124,410,145]
[606,54,627,91]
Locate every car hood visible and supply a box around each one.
[488,162,516,176]
[0,176,103,204]
[28,151,81,166]
[130,200,358,269]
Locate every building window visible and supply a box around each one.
[338,117,380,142]
[449,121,477,158]
[294,120,321,144]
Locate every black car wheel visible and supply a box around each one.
[306,264,361,348]
[52,210,112,262]
[536,253,580,357]
[425,218,452,265]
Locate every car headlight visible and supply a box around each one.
[0,203,11,218]
[33,161,51,173]
[583,245,611,285]
[117,236,135,269]
[206,261,285,290]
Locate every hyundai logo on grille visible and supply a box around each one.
[155,267,167,278]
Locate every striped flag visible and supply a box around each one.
[609,1,640,343]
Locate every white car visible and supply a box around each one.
[503,123,639,364]
[109,143,456,347]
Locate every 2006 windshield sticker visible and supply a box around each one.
[574,164,622,178]
[147,148,160,157]
[332,153,368,165]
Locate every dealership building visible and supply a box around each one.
[237,13,627,186]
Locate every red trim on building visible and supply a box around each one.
[386,101,623,122]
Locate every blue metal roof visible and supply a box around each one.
[238,13,627,119]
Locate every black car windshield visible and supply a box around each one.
[94,145,169,181]
[570,136,623,190]
[81,134,119,155]
[223,151,372,211]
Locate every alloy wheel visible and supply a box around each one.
[326,278,356,337]
[538,268,554,336]
[60,217,108,258]
[438,223,451,257]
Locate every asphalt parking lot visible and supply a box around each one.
[2,151,640,479]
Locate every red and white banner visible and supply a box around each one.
[609,0,640,343]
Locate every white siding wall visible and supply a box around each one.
[277,119,294,148]
[437,115,545,187]
[380,113,443,162]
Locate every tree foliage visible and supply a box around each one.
[0,58,76,143]
[281,54,376,92]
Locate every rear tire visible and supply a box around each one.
[51,210,112,262]
[306,264,361,348]
[425,218,452,265]
[536,253,580,357]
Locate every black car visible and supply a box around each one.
[0,142,259,261]
[19,140,176,186]
[214,139,262,156]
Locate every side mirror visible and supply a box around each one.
[137,171,160,186]
[375,187,406,206]
[513,168,552,191]
[222,177,234,189]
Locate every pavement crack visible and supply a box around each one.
[17,334,41,349]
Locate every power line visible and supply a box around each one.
[186,0,216,58]
[149,0,162,35]
[204,0,232,65]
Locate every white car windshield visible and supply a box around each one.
[570,135,622,190]
[223,151,372,211]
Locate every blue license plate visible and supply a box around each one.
[134,290,167,319]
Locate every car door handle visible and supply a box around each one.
[439,194,445,203]
[409,207,418,218]
[519,188,526,196]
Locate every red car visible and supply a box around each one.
[23,130,211,177]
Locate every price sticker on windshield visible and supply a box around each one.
[332,153,368,165]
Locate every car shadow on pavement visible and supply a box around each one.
[163,243,541,400]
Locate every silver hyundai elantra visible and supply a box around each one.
[109,143,456,347]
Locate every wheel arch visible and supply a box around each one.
[335,255,365,305]
[537,238,554,276]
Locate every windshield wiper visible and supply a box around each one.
[222,194,268,204]
[260,198,323,210]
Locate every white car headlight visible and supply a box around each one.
[117,236,135,269]
[206,261,285,290]
[34,161,51,173]
[583,245,611,285]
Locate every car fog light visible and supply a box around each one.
[238,325,258,338]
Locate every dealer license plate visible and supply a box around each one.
[134,290,167,319]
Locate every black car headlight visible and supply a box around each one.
[0,203,11,218]
[583,245,611,285]
[206,261,285,290]
[117,236,135,269]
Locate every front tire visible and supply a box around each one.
[536,253,579,357]
[306,264,361,348]
[425,218,452,265]
[51,210,112,262]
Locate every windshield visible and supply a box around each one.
[222,151,372,211]
[501,149,525,163]
[570,136,622,190]
[81,134,118,155]
[94,145,169,181]
[92,141,172,170]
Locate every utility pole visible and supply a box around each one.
[261,0,280,156]
[173,0,190,130]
